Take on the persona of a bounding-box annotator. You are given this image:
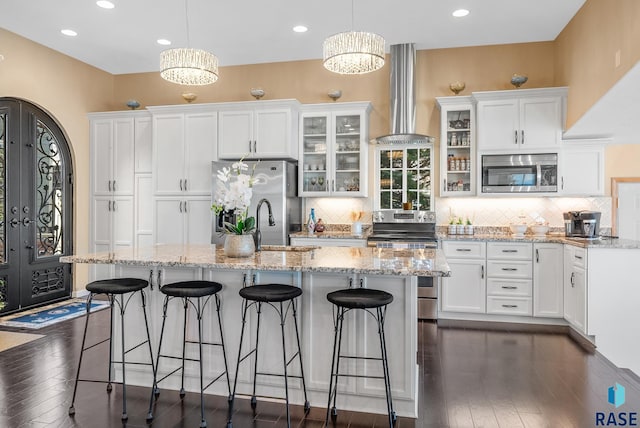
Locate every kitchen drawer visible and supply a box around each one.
[487,278,532,297]
[487,296,533,316]
[487,242,532,260]
[572,247,586,268]
[487,260,532,279]
[442,240,486,259]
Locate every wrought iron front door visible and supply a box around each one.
[0,99,73,313]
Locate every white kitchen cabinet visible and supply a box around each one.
[563,245,588,334]
[90,111,151,195]
[90,196,134,280]
[150,110,217,196]
[533,243,564,318]
[89,111,151,281]
[299,102,371,197]
[218,100,300,160]
[486,242,533,316]
[474,87,567,152]
[290,237,367,247]
[436,96,475,196]
[560,143,605,196]
[441,241,487,313]
[154,197,212,245]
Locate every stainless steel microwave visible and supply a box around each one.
[481,153,558,193]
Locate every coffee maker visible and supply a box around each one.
[563,211,601,238]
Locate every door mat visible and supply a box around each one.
[0,299,110,329]
[0,331,44,352]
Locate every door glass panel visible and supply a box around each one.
[35,120,64,258]
[0,113,5,264]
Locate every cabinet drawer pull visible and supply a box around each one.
[502,304,518,308]
[501,286,518,289]
[501,249,518,253]
[456,248,472,252]
[501,268,518,271]
[575,255,583,260]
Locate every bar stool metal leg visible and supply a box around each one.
[68,295,94,416]
[147,296,170,422]
[106,295,114,393]
[279,302,291,427]
[291,299,310,412]
[251,302,262,408]
[215,294,233,400]
[180,298,188,398]
[118,294,128,420]
[377,306,396,426]
[227,298,249,428]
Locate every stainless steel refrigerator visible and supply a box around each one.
[211,160,301,245]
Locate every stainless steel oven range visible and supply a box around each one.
[367,210,438,321]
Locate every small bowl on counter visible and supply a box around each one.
[530,224,549,236]
[509,224,527,237]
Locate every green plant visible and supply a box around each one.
[466,217,472,225]
[457,217,464,225]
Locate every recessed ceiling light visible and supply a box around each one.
[452,9,469,17]
[293,25,308,33]
[61,29,78,37]
[96,1,115,9]
[157,39,171,46]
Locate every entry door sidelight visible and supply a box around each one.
[0,99,74,313]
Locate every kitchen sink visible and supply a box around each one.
[259,245,318,252]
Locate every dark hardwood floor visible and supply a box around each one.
[1,307,639,427]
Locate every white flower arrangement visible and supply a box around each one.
[211,160,257,235]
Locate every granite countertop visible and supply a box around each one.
[60,244,451,277]
[290,230,369,239]
[439,233,640,249]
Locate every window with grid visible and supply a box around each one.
[376,144,432,210]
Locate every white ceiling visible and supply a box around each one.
[1,0,585,75]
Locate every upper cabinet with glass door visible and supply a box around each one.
[376,144,433,211]
[299,102,371,197]
[436,96,475,197]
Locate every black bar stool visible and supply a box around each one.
[227,284,310,428]
[325,287,396,427]
[146,280,231,428]
[68,277,155,421]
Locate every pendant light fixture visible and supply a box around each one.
[160,0,219,85]
[322,0,385,75]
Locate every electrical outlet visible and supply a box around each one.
[615,50,621,68]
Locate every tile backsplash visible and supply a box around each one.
[303,196,612,228]
[436,197,612,227]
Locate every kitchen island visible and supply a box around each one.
[61,244,450,418]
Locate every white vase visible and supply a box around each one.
[465,225,474,235]
[456,224,465,234]
[223,234,255,258]
[448,224,457,235]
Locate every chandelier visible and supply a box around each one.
[159,0,218,85]
[322,0,385,75]
[323,31,385,75]
[160,48,218,85]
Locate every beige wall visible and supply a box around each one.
[555,0,640,190]
[0,28,114,291]
[555,0,640,128]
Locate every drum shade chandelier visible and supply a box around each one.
[322,0,385,75]
[160,0,218,85]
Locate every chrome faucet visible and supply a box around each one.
[254,198,275,251]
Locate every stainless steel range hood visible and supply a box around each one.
[374,43,435,145]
